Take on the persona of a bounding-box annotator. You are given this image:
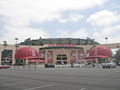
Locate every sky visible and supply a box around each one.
[0,0,120,45]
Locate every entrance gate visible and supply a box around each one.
[56,54,67,64]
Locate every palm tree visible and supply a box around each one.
[3,41,7,50]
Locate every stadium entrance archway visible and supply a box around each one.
[56,54,67,64]
[39,45,85,65]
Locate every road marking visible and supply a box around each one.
[80,88,86,90]
[1,81,30,86]
[24,84,55,90]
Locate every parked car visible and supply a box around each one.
[101,61,116,68]
[117,62,120,66]
[44,63,55,68]
[0,65,11,69]
[71,63,80,68]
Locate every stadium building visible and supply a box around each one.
[0,38,114,66]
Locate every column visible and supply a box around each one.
[76,49,78,62]
[53,49,56,64]
[95,58,98,67]
[12,50,16,65]
[45,49,48,64]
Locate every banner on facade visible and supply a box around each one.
[70,50,77,63]
[47,51,53,63]
[86,50,90,57]
[39,50,45,59]
[78,50,85,60]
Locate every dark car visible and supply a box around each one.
[44,63,55,68]
[117,62,120,66]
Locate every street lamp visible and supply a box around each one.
[15,38,19,67]
[15,38,19,50]
[3,41,7,65]
[105,37,108,46]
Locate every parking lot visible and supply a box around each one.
[0,66,120,90]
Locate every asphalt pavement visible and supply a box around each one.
[0,66,120,90]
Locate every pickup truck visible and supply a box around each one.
[101,61,116,68]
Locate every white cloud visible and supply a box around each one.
[58,19,68,24]
[0,0,107,44]
[57,30,70,38]
[58,13,84,23]
[0,25,50,44]
[109,36,120,44]
[93,25,120,37]
[69,13,84,22]
[57,28,88,38]
[72,29,88,38]
[93,25,120,44]
[87,10,120,26]
[0,0,107,26]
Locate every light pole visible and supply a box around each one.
[105,37,108,46]
[15,38,19,50]
[3,41,7,65]
[15,38,19,68]
[105,37,108,62]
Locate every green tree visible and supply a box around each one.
[3,41,7,50]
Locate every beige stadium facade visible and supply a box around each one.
[0,42,120,66]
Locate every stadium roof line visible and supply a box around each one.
[19,38,99,46]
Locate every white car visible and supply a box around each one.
[71,63,80,68]
[101,61,116,68]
